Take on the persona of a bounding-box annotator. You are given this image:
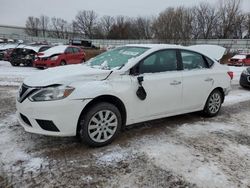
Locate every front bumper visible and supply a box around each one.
[33,59,58,68]
[16,97,91,137]
[240,73,250,88]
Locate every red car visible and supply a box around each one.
[228,54,250,66]
[34,45,86,69]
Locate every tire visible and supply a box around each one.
[78,102,122,147]
[202,89,223,117]
[10,61,18,66]
[81,59,85,63]
[60,60,67,66]
[24,60,32,67]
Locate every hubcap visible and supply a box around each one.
[208,93,221,114]
[88,110,118,143]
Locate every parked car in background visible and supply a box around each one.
[240,67,250,88]
[33,45,86,69]
[9,45,51,66]
[228,54,250,66]
[0,43,20,61]
[17,44,232,147]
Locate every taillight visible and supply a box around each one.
[239,59,243,62]
[227,71,234,80]
[228,58,231,62]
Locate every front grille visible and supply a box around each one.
[18,84,38,103]
[20,113,32,127]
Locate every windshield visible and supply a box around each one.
[87,46,149,69]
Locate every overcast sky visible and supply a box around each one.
[0,0,249,27]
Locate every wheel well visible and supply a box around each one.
[76,95,127,135]
[213,87,225,103]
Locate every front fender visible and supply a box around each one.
[68,80,116,100]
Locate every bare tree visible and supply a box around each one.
[217,0,242,38]
[152,7,193,42]
[49,17,69,39]
[131,17,153,39]
[108,16,132,39]
[99,15,115,38]
[243,13,250,38]
[39,15,49,38]
[192,3,219,39]
[25,16,40,37]
[74,10,98,39]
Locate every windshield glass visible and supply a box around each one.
[87,46,149,69]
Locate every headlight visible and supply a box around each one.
[242,69,250,75]
[50,56,58,61]
[29,85,75,102]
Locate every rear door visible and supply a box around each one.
[64,47,75,64]
[72,47,82,63]
[180,50,214,111]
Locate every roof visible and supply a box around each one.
[125,44,181,50]
[23,45,49,53]
[125,44,226,60]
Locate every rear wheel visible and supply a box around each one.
[81,58,85,63]
[202,90,223,117]
[78,102,122,147]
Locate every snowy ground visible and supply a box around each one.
[0,61,39,86]
[0,61,250,187]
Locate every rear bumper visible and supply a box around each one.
[223,87,231,96]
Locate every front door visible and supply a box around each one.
[128,49,183,122]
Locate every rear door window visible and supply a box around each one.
[65,47,74,54]
[181,51,208,70]
[72,47,80,53]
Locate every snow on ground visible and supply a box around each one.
[224,87,250,105]
[0,61,39,86]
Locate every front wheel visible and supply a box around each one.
[10,61,19,66]
[60,60,67,66]
[78,102,122,147]
[202,90,223,117]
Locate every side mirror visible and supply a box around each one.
[137,76,144,85]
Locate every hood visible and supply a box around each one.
[187,45,226,60]
[231,54,246,60]
[24,64,112,87]
[39,45,68,58]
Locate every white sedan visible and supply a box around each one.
[16,44,232,147]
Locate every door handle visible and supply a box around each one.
[170,80,182,85]
[204,78,214,82]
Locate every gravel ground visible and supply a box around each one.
[0,85,250,188]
